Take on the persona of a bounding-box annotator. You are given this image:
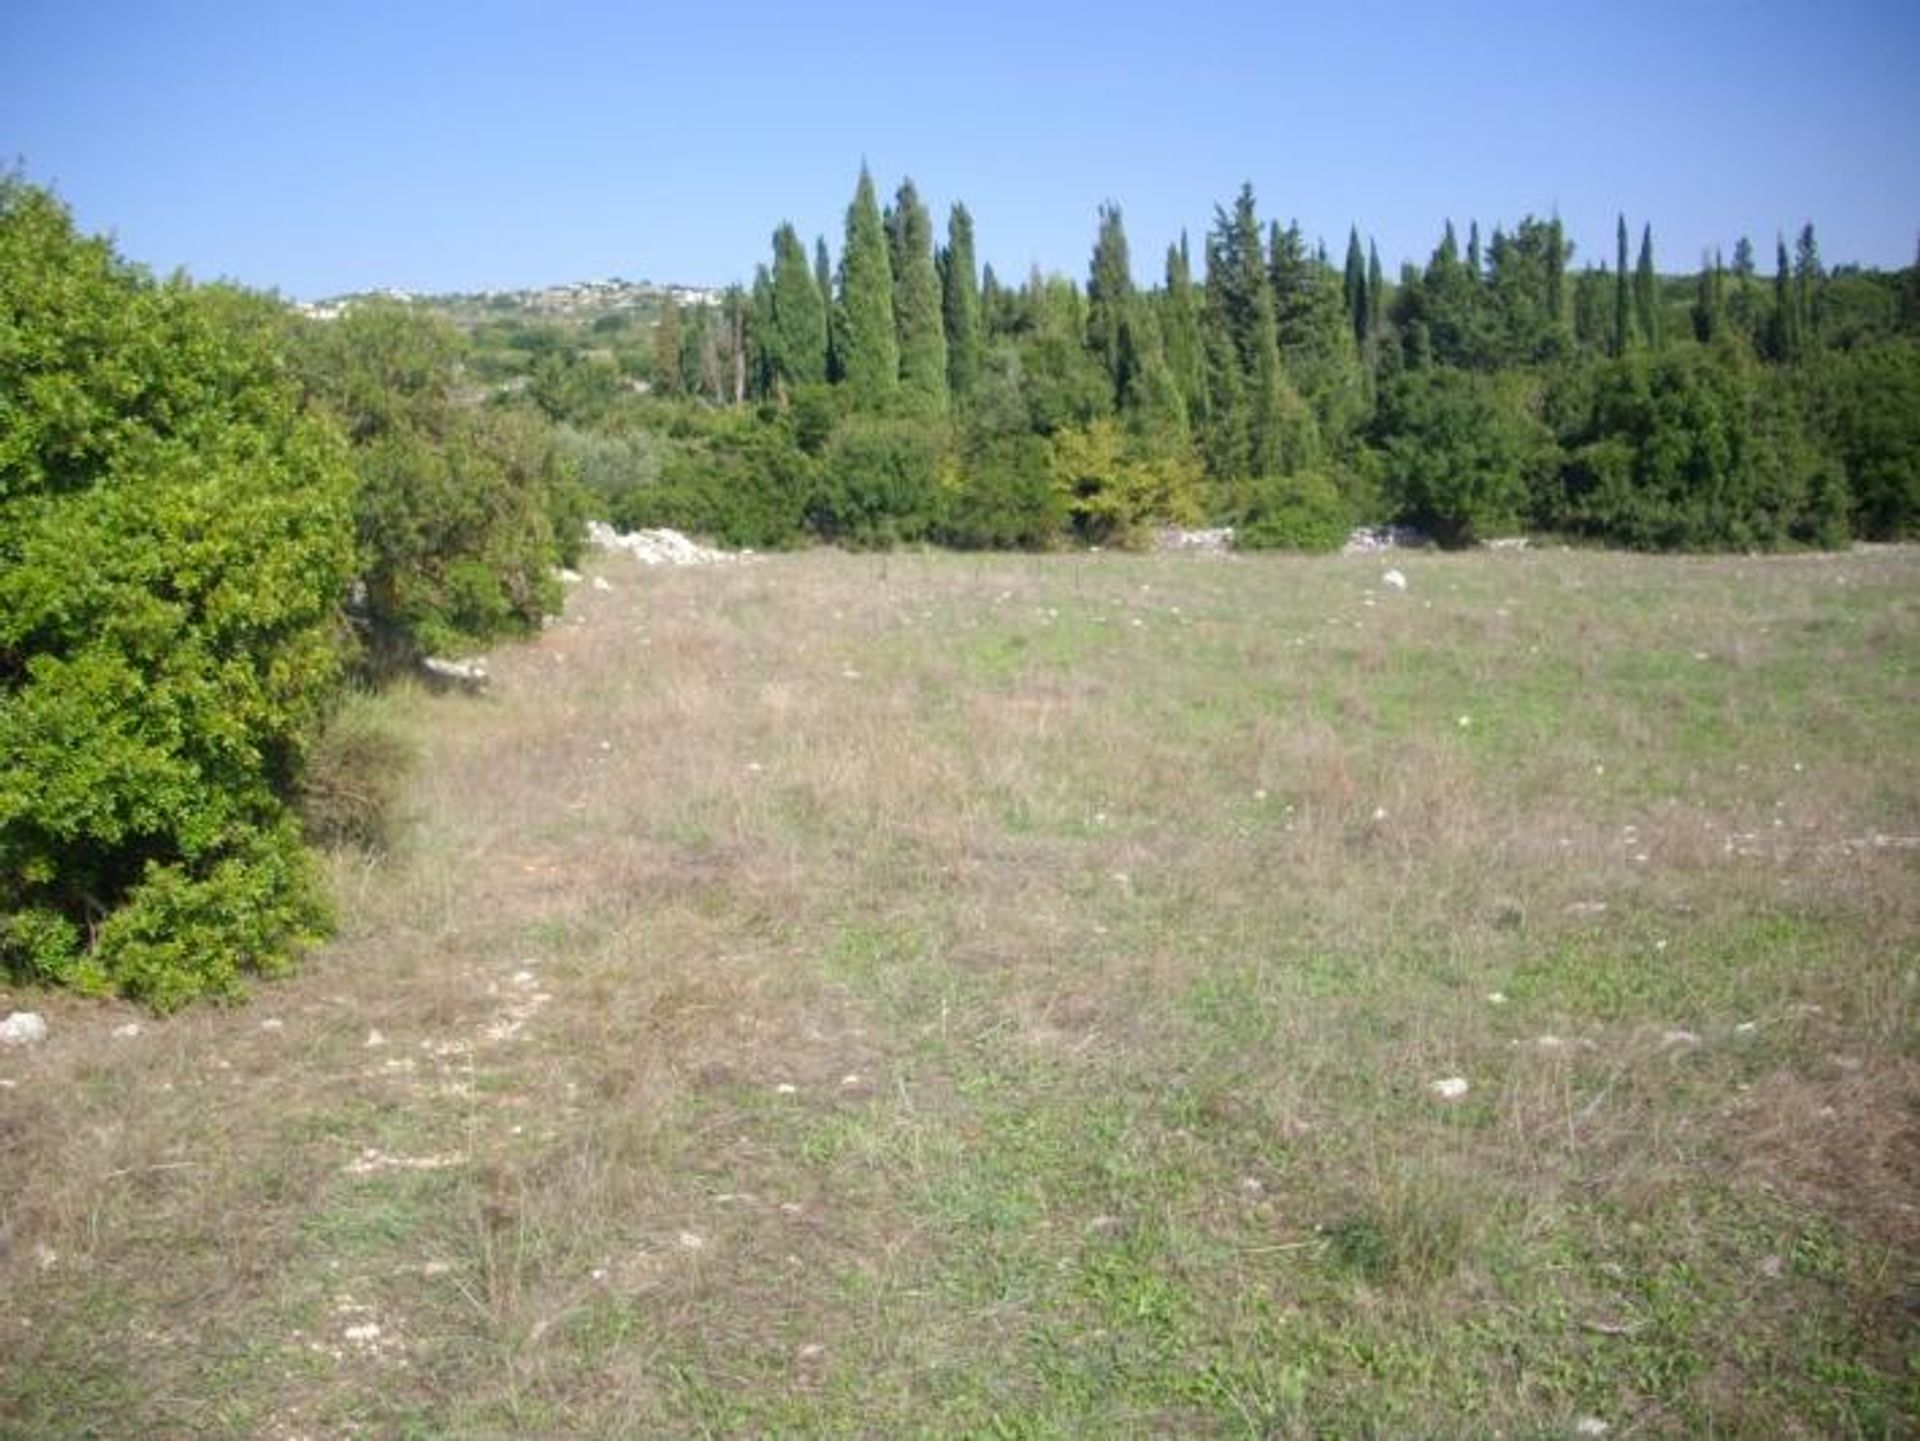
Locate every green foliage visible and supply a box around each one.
[832,169,899,410]
[1547,347,1848,550]
[1048,417,1202,547]
[1201,187,1315,480]
[886,180,948,415]
[1230,469,1352,552]
[612,409,814,549]
[294,302,584,659]
[1372,368,1539,543]
[939,204,982,403]
[88,819,329,1010]
[809,417,948,546]
[764,222,828,393]
[1798,341,1920,539]
[0,180,356,1004]
[939,433,1064,550]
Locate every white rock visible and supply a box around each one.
[592,575,614,592]
[1429,1076,1470,1101]
[586,521,737,567]
[1382,569,1408,591]
[0,1012,48,1046]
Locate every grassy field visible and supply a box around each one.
[3,543,1916,1437]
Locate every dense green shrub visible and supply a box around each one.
[293,302,585,659]
[1231,469,1352,552]
[809,417,949,546]
[1547,347,1849,550]
[0,181,357,1004]
[1371,369,1543,545]
[1798,341,1920,539]
[611,409,815,548]
[1047,418,1203,548]
[939,433,1064,550]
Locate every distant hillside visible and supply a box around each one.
[293,278,724,328]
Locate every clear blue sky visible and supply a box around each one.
[5,0,1917,299]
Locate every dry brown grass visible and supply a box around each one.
[3,544,1917,1435]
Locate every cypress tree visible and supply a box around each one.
[1773,237,1800,361]
[885,178,947,413]
[1202,185,1306,478]
[813,235,834,378]
[1366,240,1384,340]
[749,263,776,399]
[1344,227,1368,345]
[1086,203,1135,402]
[1545,217,1567,332]
[1613,214,1631,355]
[1793,223,1821,344]
[979,262,1006,338]
[833,167,898,409]
[940,202,982,403]
[1634,223,1661,350]
[1159,234,1207,426]
[1574,265,1608,348]
[765,222,828,394]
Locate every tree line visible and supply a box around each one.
[577,168,1916,553]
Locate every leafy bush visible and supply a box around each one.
[1799,341,1920,539]
[809,417,949,547]
[939,433,1065,550]
[1547,347,1850,550]
[294,302,586,660]
[1048,418,1203,548]
[1231,469,1352,552]
[1372,369,1541,545]
[0,180,357,1004]
[612,409,815,548]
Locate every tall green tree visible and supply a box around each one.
[1086,203,1137,400]
[1614,214,1632,356]
[885,178,948,413]
[1633,223,1661,351]
[1343,227,1369,345]
[1159,234,1207,422]
[1366,240,1385,342]
[1794,223,1822,345]
[1201,185,1311,478]
[1771,237,1802,361]
[765,222,829,394]
[832,168,899,409]
[940,202,982,403]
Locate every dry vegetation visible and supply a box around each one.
[3,543,1917,1436]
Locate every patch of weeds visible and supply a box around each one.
[1323,1167,1483,1289]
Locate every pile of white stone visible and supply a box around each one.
[586,521,737,567]
[1155,526,1236,554]
[1342,524,1430,554]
